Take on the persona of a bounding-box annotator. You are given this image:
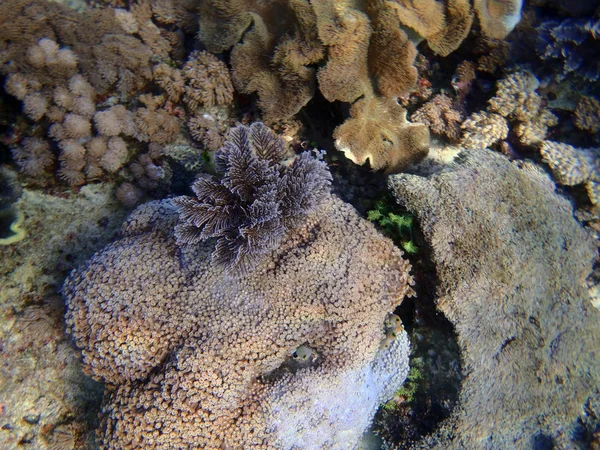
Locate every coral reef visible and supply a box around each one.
[334,97,430,173]
[540,141,600,204]
[536,17,600,81]
[196,0,522,172]
[389,149,600,449]
[173,123,332,273]
[460,111,509,149]
[574,95,600,137]
[411,93,463,143]
[461,70,558,149]
[0,0,211,191]
[488,70,558,146]
[474,0,524,39]
[64,193,414,449]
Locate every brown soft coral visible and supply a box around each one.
[574,96,600,136]
[411,93,463,142]
[334,97,430,173]
[387,0,474,56]
[366,1,419,99]
[196,0,524,172]
[201,0,324,120]
[64,194,414,448]
[474,0,523,40]
[312,0,371,103]
[182,50,235,110]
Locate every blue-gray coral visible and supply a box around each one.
[173,122,332,274]
[536,18,600,81]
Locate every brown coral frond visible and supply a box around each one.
[474,0,523,40]
[334,97,429,174]
[313,0,371,103]
[367,3,418,99]
[411,93,463,142]
[182,50,234,110]
[426,0,474,56]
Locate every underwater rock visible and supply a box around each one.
[389,149,600,449]
[0,183,126,449]
[64,194,414,449]
[0,166,24,245]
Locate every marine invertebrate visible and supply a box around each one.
[182,50,235,110]
[386,0,475,56]
[540,141,600,204]
[10,137,54,176]
[173,122,332,273]
[389,148,600,449]
[197,0,525,173]
[64,190,414,448]
[333,97,430,173]
[574,95,600,136]
[188,113,229,151]
[487,70,558,146]
[536,17,600,82]
[474,0,523,40]
[411,93,463,142]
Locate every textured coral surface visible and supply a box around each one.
[390,149,600,449]
[64,195,414,449]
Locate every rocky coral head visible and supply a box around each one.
[173,122,332,274]
[63,192,415,449]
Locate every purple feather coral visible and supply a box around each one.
[173,122,332,274]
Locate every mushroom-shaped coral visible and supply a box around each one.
[334,96,430,173]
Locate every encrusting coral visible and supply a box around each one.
[173,122,332,274]
[64,191,415,448]
[389,149,600,449]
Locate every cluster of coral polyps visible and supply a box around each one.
[1,0,236,203]
[64,194,414,449]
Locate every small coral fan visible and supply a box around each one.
[173,122,332,274]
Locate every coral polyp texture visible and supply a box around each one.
[389,149,600,449]
[173,122,332,274]
[64,193,415,449]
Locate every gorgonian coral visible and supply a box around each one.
[173,122,332,273]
